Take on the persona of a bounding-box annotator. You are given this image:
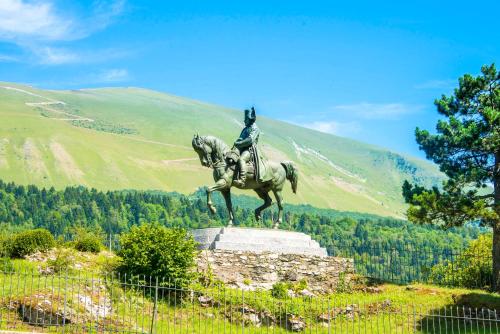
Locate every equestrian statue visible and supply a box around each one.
[192,107,298,228]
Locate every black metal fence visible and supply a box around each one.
[0,269,499,333]
[52,233,493,289]
[328,243,492,289]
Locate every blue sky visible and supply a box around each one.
[0,0,498,157]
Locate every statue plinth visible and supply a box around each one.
[191,227,328,257]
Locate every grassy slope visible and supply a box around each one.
[1,255,499,334]
[0,82,442,218]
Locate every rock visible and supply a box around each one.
[38,266,54,275]
[364,286,382,293]
[198,295,213,307]
[299,289,315,298]
[260,311,276,326]
[18,293,75,326]
[77,294,112,319]
[195,248,354,295]
[285,271,299,281]
[344,304,359,319]
[236,282,255,291]
[287,289,296,298]
[238,305,256,314]
[243,313,261,326]
[287,315,306,332]
[262,272,278,281]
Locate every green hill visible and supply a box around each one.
[0,82,442,218]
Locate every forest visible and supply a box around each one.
[0,179,483,250]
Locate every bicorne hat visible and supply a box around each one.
[244,107,256,121]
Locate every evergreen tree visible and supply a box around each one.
[403,64,500,290]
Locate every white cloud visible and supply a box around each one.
[303,120,361,136]
[33,46,79,65]
[0,0,72,41]
[0,0,126,65]
[331,102,420,120]
[94,68,130,83]
[30,46,129,65]
[0,53,18,62]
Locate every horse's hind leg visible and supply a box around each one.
[272,189,284,229]
[254,189,272,222]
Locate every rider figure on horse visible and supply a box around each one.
[233,107,260,187]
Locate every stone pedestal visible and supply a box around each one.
[191,227,354,293]
[191,227,328,257]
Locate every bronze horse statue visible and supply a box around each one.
[192,135,298,228]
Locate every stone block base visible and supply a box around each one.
[196,249,354,294]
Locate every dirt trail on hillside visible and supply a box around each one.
[2,85,192,150]
[1,86,94,122]
[26,102,95,122]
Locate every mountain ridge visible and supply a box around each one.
[0,81,442,218]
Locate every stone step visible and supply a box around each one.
[220,227,312,241]
[191,227,222,245]
[215,234,320,248]
[190,227,328,256]
[214,241,328,257]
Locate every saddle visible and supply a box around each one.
[225,148,256,178]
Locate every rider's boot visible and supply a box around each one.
[233,159,247,187]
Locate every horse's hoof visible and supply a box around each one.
[227,220,233,226]
[273,220,282,229]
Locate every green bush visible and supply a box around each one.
[10,229,55,258]
[46,248,74,274]
[118,223,198,287]
[0,234,14,258]
[74,234,102,253]
[271,282,289,299]
[429,234,492,289]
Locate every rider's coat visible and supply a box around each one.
[234,123,272,182]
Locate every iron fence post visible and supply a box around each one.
[150,276,159,334]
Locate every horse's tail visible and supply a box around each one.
[280,161,298,194]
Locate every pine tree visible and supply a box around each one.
[403,64,500,290]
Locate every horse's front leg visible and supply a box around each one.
[221,189,235,226]
[206,179,228,214]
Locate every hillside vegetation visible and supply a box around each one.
[0,82,442,217]
[0,180,481,252]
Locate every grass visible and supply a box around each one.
[0,254,499,333]
[0,82,444,218]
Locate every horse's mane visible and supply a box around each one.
[202,135,230,158]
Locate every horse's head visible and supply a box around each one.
[192,134,213,168]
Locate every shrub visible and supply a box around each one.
[429,234,492,289]
[271,282,289,299]
[10,229,55,258]
[118,223,198,287]
[291,278,308,293]
[98,255,123,276]
[74,234,102,253]
[0,258,15,272]
[0,234,14,258]
[45,248,74,274]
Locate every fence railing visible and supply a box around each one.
[328,243,492,289]
[0,269,499,333]
[92,234,493,289]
